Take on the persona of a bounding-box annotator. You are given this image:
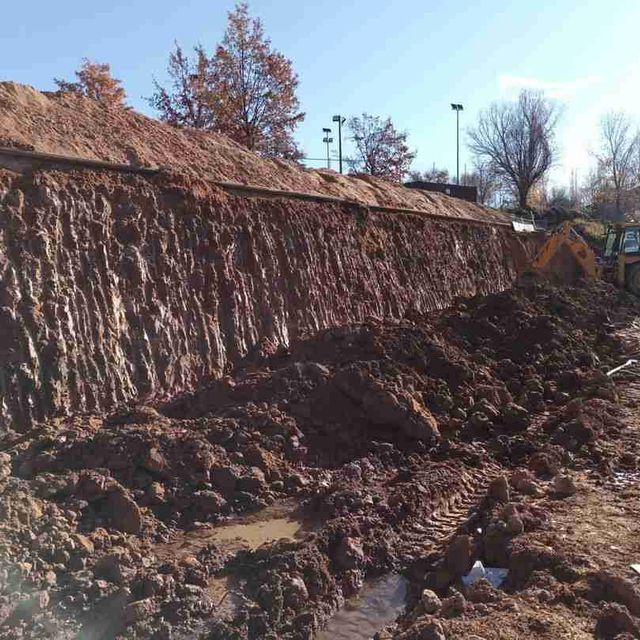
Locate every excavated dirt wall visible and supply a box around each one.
[0,168,530,431]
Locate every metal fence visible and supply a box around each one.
[510,211,541,232]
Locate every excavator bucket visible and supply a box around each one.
[528,222,602,284]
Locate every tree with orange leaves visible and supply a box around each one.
[54,58,126,107]
[211,2,304,158]
[347,114,416,182]
[55,59,127,108]
[149,44,214,129]
[151,3,304,159]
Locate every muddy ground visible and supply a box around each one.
[2,280,640,639]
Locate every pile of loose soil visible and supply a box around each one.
[1,280,640,639]
[0,82,507,223]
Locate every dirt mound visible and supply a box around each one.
[0,82,507,222]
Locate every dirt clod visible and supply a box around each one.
[553,474,578,497]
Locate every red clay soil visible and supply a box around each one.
[2,281,640,640]
[0,167,529,432]
[0,82,507,223]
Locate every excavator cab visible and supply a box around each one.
[602,224,640,294]
[603,227,622,258]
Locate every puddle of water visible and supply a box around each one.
[316,573,408,640]
[155,502,307,561]
[206,516,302,549]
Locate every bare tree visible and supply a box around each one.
[581,166,610,215]
[547,186,573,208]
[569,169,580,206]
[408,166,450,183]
[347,113,416,182]
[594,112,639,212]
[468,90,559,208]
[461,159,500,205]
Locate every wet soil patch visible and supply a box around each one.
[154,500,312,561]
[316,573,408,640]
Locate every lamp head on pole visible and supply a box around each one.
[332,115,346,124]
[451,103,464,112]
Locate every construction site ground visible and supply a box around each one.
[2,279,640,639]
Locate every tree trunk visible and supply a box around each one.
[518,185,528,209]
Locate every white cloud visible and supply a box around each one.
[497,74,601,100]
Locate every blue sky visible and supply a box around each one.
[3,0,640,186]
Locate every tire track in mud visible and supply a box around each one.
[395,461,501,561]
[311,461,502,639]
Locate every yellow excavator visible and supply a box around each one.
[531,222,640,294]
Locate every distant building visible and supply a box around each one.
[404,180,478,203]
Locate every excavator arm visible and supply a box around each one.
[531,222,602,280]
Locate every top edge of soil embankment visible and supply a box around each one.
[0,81,507,224]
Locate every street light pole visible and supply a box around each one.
[322,128,333,169]
[332,115,346,174]
[451,103,464,185]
